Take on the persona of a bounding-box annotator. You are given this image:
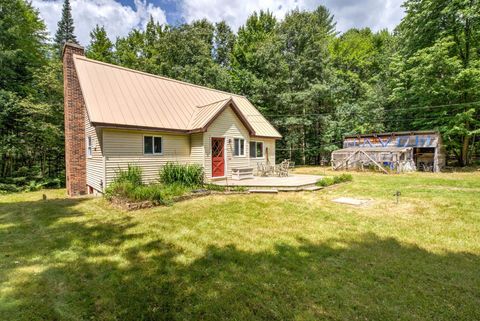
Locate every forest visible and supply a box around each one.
[1,0,479,191]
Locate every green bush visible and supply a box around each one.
[105,165,195,205]
[317,173,353,187]
[160,163,204,187]
[115,165,143,186]
[0,183,20,193]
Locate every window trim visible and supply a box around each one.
[233,137,246,157]
[87,136,93,158]
[143,135,163,155]
[249,140,264,159]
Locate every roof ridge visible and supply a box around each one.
[195,97,231,109]
[73,55,247,99]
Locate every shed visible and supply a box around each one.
[338,131,446,172]
[331,147,416,174]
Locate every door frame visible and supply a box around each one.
[211,137,227,178]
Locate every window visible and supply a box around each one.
[249,141,263,158]
[144,136,162,154]
[87,136,92,157]
[233,138,245,156]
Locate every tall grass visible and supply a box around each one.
[105,164,196,205]
[160,163,204,187]
[114,165,143,186]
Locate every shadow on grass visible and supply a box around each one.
[1,198,479,320]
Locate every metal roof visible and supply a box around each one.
[332,147,413,153]
[73,55,282,138]
[344,130,440,139]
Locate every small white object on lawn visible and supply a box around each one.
[332,197,369,206]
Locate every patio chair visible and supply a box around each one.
[277,160,289,177]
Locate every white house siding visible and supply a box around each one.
[103,129,191,185]
[85,111,105,192]
[203,105,276,179]
[190,133,204,167]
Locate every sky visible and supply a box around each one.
[31,0,406,45]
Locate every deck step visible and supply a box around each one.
[302,186,323,191]
[249,189,279,194]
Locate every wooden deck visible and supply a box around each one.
[212,174,323,191]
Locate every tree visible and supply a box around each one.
[86,25,114,63]
[392,0,480,165]
[54,0,77,54]
[0,0,47,94]
[213,21,235,67]
[0,1,65,189]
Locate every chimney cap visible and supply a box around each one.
[62,41,84,58]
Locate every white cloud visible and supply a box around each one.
[31,0,405,46]
[180,0,405,33]
[31,0,167,45]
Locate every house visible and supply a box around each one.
[333,131,445,172]
[62,42,281,196]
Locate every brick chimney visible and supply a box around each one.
[63,42,87,196]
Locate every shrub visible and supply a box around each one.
[317,173,353,187]
[160,163,204,187]
[115,165,143,187]
[0,183,20,193]
[105,181,135,201]
[105,165,194,206]
[130,184,164,204]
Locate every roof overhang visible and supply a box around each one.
[344,130,440,139]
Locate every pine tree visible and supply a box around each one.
[86,25,114,63]
[54,0,77,53]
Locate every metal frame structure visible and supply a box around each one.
[341,131,445,172]
[331,147,416,174]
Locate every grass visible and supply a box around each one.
[1,167,479,320]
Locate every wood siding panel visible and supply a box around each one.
[85,111,105,192]
[190,133,204,166]
[103,129,191,185]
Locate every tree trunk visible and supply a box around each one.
[460,135,470,166]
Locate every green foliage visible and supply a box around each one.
[316,173,353,187]
[114,165,143,187]
[0,0,47,94]
[54,0,77,53]
[86,25,114,63]
[0,1,64,190]
[159,163,204,187]
[105,165,194,205]
[391,0,480,165]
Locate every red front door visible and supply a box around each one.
[211,138,225,177]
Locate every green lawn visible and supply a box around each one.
[1,168,480,320]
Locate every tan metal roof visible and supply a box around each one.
[73,55,281,138]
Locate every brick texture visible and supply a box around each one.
[63,43,87,196]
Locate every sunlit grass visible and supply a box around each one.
[1,167,479,320]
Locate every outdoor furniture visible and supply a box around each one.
[276,160,290,177]
[232,167,254,180]
[256,160,290,177]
